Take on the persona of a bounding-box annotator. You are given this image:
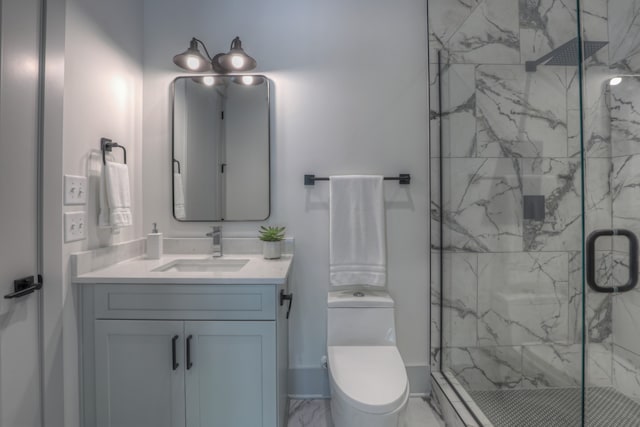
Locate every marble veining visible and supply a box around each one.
[429,0,640,412]
[287,398,445,427]
[519,0,577,64]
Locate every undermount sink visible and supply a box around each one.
[153,258,250,273]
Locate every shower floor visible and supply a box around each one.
[468,387,640,426]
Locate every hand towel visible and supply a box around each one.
[329,175,386,287]
[99,161,132,228]
[173,172,186,220]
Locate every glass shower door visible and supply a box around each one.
[582,6,640,418]
[430,0,587,421]
[429,0,640,424]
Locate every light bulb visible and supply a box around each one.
[203,76,215,86]
[186,56,201,70]
[241,76,254,85]
[231,55,245,69]
[610,77,622,86]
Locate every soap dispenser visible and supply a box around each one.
[147,222,163,259]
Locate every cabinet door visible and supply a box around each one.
[185,321,276,427]
[95,320,185,427]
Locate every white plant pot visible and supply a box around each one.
[262,241,282,259]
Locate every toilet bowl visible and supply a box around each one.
[327,289,409,427]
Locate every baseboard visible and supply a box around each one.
[407,365,431,396]
[288,364,430,398]
[288,367,331,399]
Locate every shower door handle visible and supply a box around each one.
[587,229,638,293]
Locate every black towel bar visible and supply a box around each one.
[304,174,411,186]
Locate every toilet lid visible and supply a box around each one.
[328,346,408,414]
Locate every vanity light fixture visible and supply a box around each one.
[173,36,257,74]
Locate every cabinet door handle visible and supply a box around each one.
[171,335,179,370]
[186,335,193,370]
[280,290,293,319]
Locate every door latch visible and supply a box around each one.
[4,275,43,299]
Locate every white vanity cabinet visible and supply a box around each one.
[80,283,290,427]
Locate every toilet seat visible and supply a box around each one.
[328,345,409,415]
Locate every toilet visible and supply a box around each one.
[327,288,409,427]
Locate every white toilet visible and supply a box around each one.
[327,288,409,427]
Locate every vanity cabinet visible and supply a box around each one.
[81,283,289,427]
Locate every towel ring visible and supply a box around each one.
[101,137,127,165]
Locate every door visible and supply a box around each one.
[95,320,186,427]
[0,0,44,425]
[185,321,276,427]
[583,71,640,423]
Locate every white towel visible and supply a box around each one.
[329,175,386,287]
[173,172,186,220]
[99,161,132,228]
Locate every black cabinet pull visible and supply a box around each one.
[171,335,179,370]
[186,335,193,370]
[587,229,639,293]
[280,290,293,319]
[4,275,43,299]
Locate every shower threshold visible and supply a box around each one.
[468,387,640,427]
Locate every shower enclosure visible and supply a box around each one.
[429,0,640,425]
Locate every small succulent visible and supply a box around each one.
[259,226,285,242]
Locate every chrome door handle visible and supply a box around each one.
[587,229,638,293]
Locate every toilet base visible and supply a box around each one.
[330,385,409,427]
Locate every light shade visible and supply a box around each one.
[216,37,257,72]
[232,75,265,86]
[173,38,212,72]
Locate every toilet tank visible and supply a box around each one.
[327,289,397,346]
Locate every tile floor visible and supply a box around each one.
[288,397,445,427]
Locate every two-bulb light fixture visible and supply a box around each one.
[173,36,257,75]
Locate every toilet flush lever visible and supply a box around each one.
[280,290,293,319]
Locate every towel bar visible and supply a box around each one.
[101,137,127,165]
[304,174,410,186]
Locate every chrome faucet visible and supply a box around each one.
[206,226,223,257]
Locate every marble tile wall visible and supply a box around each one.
[429,0,640,399]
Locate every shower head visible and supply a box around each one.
[525,37,608,72]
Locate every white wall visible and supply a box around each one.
[61,0,144,424]
[142,0,429,392]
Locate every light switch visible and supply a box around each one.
[64,211,87,242]
[64,175,88,205]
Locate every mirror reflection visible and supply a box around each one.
[172,75,270,221]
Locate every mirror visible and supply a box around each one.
[172,75,270,221]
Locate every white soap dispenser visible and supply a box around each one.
[147,222,163,259]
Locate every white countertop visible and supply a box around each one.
[73,253,293,285]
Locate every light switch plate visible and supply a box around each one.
[64,175,88,205]
[64,211,87,242]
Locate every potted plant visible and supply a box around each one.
[259,226,285,259]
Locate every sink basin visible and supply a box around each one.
[153,258,250,273]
